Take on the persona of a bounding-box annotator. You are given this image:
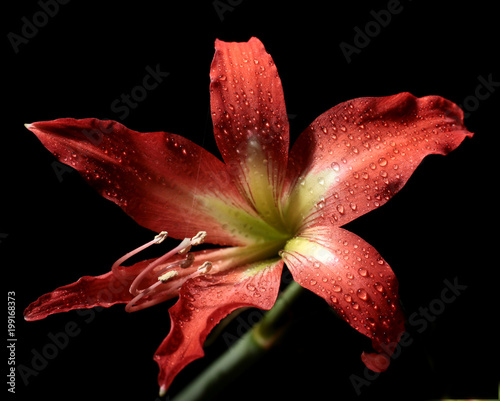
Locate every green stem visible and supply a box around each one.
[170,280,304,401]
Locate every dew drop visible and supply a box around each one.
[357,289,369,301]
[337,204,345,214]
[358,268,368,277]
[246,284,256,291]
[332,285,342,293]
[378,157,388,167]
[331,162,340,172]
[374,282,385,292]
[310,279,317,286]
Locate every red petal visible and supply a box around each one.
[23,248,225,321]
[284,93,473,230]
[26,119,260,246]
[154,258,284,394]
[23,270,135,321]
[282,225,405,371]
[210,38,289,229]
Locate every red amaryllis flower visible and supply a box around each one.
[24,37,473,395]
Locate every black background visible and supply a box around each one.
[4,1,498,400]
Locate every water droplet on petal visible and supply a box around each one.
[332,285,342,293]
[374,282,385,292]
[337,204,345,214]
[378,157,388,167]
[357,289,369,301]
[358,268,368,277]
[331,162,340,172]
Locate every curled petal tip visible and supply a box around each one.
[361,351,390,372]
[158,385,167,397]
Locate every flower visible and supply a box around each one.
[24,37,473,395]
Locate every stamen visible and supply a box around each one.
[128,238,189,295]
[197,261,213,274]
[111,231,168,275]
[180,253,196,268]
[155,254,195,278]
[154,231,169,243]
[125,281,163,313]
[178,231,207,254]
[158,270,179,283]
[191,231,207,246]
[128,232,208,296]
[122,231,210,313]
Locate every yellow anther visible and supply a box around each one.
[158,270,179,283]
[197,261,213,274]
